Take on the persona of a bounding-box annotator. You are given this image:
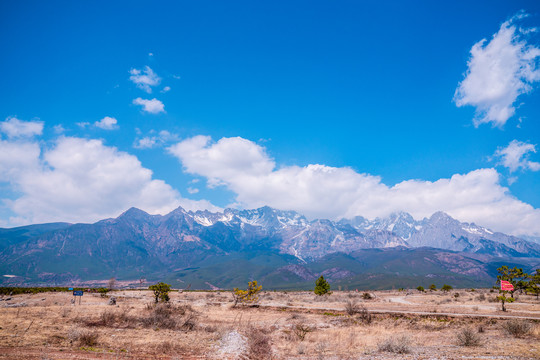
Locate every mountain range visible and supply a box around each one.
[1,206,539,289]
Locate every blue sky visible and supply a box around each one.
[1,1,540,237]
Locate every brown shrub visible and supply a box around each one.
[502,320,532,338]
[344,300,359,316]
[456,327,482,347]
[377,334,411,354]
[246,327,272,359]
[358,305,372,324]
[82,303,196,331]
[292,323,313,341]
[68,328,99,347]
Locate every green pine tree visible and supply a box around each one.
[314,275,331,296]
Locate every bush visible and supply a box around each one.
[377,335,411,354]
[344,300,359,315]
[83,304,196,331]
[141,304,177,329]
[232,280,262,306]
[293,323,313,341]
[148,282,171,303]
[97,287,110,298]
[456,327,482,347]
[416,286,424,292]
[502,320,532,338]
[314,276,330,296]
[358,305,372,324]
[362,292,373,300]
[441,284,453,292]
[69,328,99,347]
[246,327,272,359]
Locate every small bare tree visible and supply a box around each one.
[108,277,116,291]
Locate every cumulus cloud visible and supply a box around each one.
[0,117,43,138]
[161,86,171,93]
[129,66,161,93]
[169,135,540,236]
[454,12,540,127]
[94,116,118,130]
[0,135,219,226]
[494,140,540,172]
[168,136,274,187]
[133,98,165,114]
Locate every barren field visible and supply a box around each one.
[1,289,539,359]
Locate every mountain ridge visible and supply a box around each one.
[1,206,539,288]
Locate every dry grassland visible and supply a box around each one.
[1,289,539,359]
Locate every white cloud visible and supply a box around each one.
[76,122,90,128]
[133,98,165,114]
[454,12,540,127]
[494,140,540,172]
[94,116,118,130]
[0,117,43,138]
[168,136,274,187]
[169,135,540,236]
[161,86,171,93]
[129,66,161,93]
[187,187,199,194]
[134,130,179,149]
[53,125,65,134]
[134,137,158,149]
[0,135,219,226]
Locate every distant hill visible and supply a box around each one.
[1,206,538,289]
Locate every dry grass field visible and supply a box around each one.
[1,289,540,359]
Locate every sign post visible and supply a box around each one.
[73,290,83,305]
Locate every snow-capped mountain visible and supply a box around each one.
[340,210,539,258]
[2,205,539,286]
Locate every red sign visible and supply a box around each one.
[500,280,514,291]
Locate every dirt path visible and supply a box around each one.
[258,302,540,320]
[388,296,413,305]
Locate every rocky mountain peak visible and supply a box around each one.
[118,207,152,221]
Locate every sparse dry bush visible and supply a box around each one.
[82,303,196,331]
[478,324,485,333]
[476,293,486,301]
[377,334,411,354]
[157,340,174,353]
[344,299,359,315]
[61,307,70,318]
[358,305,372,324]
[287,312,303,321]
[292,323,313,341]
[98,310,117,326]
[502,320,531,338]
[245,327,272,359]
[456,327,482,347]
[68,328,99,347]
[362,292,373,300]
[315,342,326,360]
